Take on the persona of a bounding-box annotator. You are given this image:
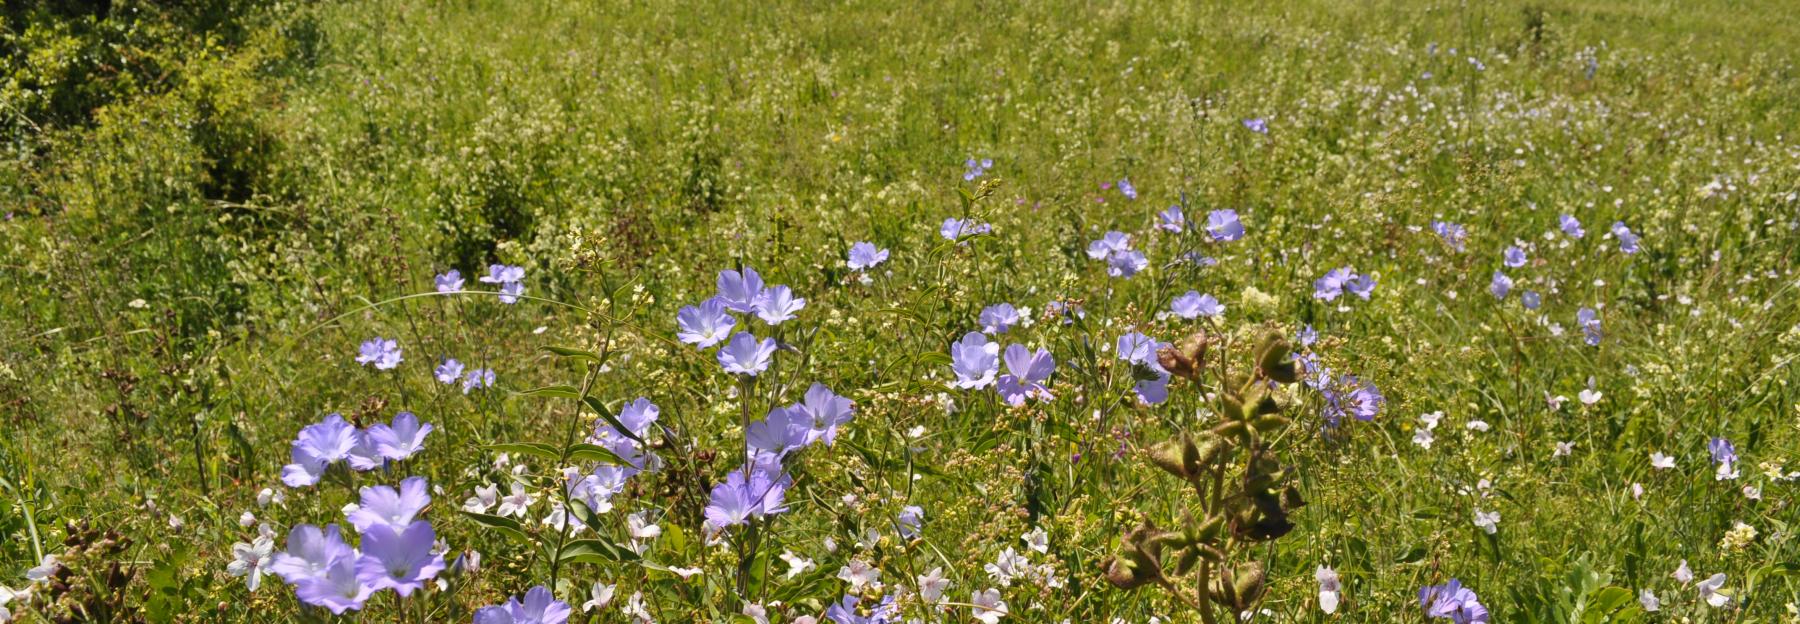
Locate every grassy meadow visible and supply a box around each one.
[3,0,1799,622]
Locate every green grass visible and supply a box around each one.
[2,0,1799,622]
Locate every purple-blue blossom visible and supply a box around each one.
[715,268,765,313]
[1503,246,1527,268]
[1296,324,1318,347]
[980,303,1021,334]
[1431,221,1467,252]
[474,586,572,624]
[1242,118,1269,134]
[897,505,924,539]
[1117,332,1171,405]
[1420,579,1489,624]
[462,368,496,394]
[1576,307,1603,346]
[282,414,360,488]
[1086,231,1131,260]
[1117,178,1137,200]
[474,587,569,624]
[1205,209,1244,242]
[435,270,464,292]
[677,297,737,347]
[1345,273,1377,300]
[366,411,432,462]
[753,284,806,325]
[1709,437,1737,464]
[794,383,855,446]
[1171,291,1223,319]
[747,406,811,459]
[704,462,791,529]
[346,476,431,533]
[940,217,992,241]
[963,158,992,181]
[1313,267,1354,301]
[291,547,372,614]
[847,242,889,270]
[1107,249,1148,277]
[354,520,445,597]
[1521,290,1541,310]
[356,338,403,370]
[1489,271,1513,299]
[1611,221,1640,254]
[718,332,778,376]
[1157,206,1185,233]
[996,344,1055,406]
[478,264,526,304]
[826,595,899,624]
[435,358,464,384]
[1560,214,1585,239]
[1321,374,1383,426]
[949,331,1000,389]
[270,524,351,584]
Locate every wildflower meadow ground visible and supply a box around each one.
[3,1,1799,622]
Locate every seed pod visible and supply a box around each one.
[1251,414,1292,432]
[1254,331,1293,380]
[1264,359,1299,384]
[1172,546,1201,575]
[1148,439,1191,479]
[1232,561,1268,608]
[1101,554,1157,590]
[1281,484,1307,512]
[1157,332,1210,380]
[1220,394,1246,421]
[1243,384,1281,416]
[1210,565,1239,608]
[1187,514,1226,543]
[1193,434,1225,466]
[1147,530,1192,552]
[1212,420,1249,444]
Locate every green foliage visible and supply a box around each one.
[2,0,1799,622]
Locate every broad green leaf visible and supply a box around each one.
[584,396,645,445]
[486,442,562,462]
[558,537,639,564]
[516,384,583,399]
[461,511,531,543]
[567,442,628,466]
[541,345,604,363]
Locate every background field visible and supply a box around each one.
[3,0,1799,622]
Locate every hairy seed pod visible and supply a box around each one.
[1188,514,1225,543]
[1232,562,1268,609]
[1172,546,1201,575]
[1102,555,1157,590]
[1251,414,1292,433]
[1220,395,1246,422]
[1212,420,1251,445]
[1210,565,1238,607]
[1157,331,1210,380]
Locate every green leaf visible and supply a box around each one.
[584,397,645,445]
[486,442,563,462]
[914,351,953,367]
[541,345,604,363]
[516,384,583,399]
[1580,586,1634,623]
[1396,545,1427,563]
[1765,561,1800,576]
[569,499,600,529]
[877,307,930,328]
[461,511,531,543]
[567,442,628,466]
[557,537,640,564]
